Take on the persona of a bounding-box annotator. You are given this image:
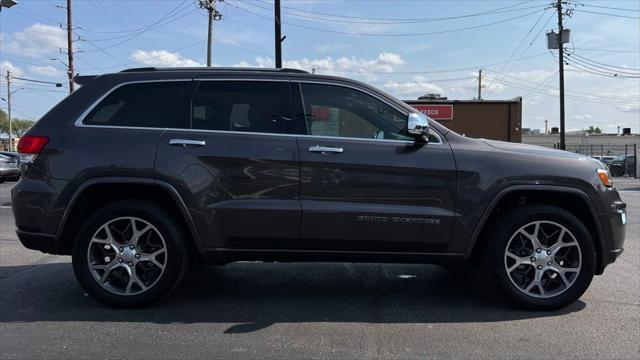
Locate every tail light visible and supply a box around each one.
[17,135,49,163]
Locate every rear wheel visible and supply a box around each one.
[487,204,596,310]
[72,200,190,307]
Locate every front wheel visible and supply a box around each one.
[72,200,190,307]
[487,204,596,310]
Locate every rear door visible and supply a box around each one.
[293,81,456,253]
[155,78,301,250]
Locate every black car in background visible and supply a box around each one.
[11,68,626,310]
[609,154,636,177]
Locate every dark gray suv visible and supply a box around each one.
[12,67,626,309]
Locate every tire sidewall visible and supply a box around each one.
[490,205,596,310]
[72,200,188,308]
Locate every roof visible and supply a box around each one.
[119,67,309,74]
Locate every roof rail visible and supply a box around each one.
[119,67,309,74]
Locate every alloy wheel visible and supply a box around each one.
[87,217,167,296]
[504,220,582,298]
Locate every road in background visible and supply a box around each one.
[1,179,638,359]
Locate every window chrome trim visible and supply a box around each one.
[72,77,444,145]
[74,79,193,128]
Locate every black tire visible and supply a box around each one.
[486,204,596,310]
[72,199,190,307]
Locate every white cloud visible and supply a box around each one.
[572,113,594,121]
[4,23,67,58]
[0,61,23,77]
[616,103,640,113]
[234,52,406,80]
[381,76,444,97]
[28,65,64,77]
[130,50,204,67]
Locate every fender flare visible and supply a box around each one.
[465,184,606,271]
[55,177,205,257]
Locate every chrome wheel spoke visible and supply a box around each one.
[505,220,582,299]
[87,216,167,296]
[506,252,531,272]
[139,248,166,270]
[519,222,543,250]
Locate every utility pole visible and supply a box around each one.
[275,0,282,68]
[556,0,566,150]
[198,0,222,67]
[66,0,74,93]
[477,69,483,100]
[5,71,12,151]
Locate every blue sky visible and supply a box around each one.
[1,0,639,133]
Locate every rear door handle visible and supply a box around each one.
[308,145,343,154]
[169,139,206,147]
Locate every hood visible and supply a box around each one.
[483,139,588,160]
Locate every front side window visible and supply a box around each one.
[190,81,292,134]
[83,82,189,128]
[298,83,410,141]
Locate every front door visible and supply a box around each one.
[155,79,301,250]
[293,82,456,253]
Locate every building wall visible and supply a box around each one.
[404,99,522,142]
[523,134,639,148]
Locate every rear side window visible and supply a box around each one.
[83,81,189,128]
[190,81,292,134]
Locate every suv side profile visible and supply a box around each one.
[12,68,626,309]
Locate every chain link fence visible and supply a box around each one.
[546,143,638,178]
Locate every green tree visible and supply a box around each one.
[586,126,602,134]
[0,109,8,134]
[0,109,35,136]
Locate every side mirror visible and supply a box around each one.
[406,112,430,143]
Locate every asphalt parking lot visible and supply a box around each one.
[0,179,638,359]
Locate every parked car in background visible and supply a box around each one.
[0,153,20,182]
[609,154,636,177]
[591,155,616,167]
[11,67,627,310]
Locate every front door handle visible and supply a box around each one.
[169,139,206,147]
[308,145,343,154]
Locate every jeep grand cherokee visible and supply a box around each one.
[12,67,626,309]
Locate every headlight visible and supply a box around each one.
[597,169,613,187]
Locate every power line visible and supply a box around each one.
[246,0,546,24]
[486,76,638,106]
[484,8,555,96]
[566,51,640,72]
[232,3,545,37]
[483,68,638,102]
[565,61,640,78]
[574,9,640,20]
[571,47,640,54]
[575,3,640,13]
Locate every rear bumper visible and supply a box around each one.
[0,168,20,177]
[16,230,57,254]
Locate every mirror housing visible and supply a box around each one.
[406,112,430,143]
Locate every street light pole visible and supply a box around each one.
[556,0,566,150]
[5,70,13,151]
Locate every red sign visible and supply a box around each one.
[411,105,454,120]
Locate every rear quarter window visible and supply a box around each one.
[82,81,190,128]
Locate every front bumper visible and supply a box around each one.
[604,199,626,265]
